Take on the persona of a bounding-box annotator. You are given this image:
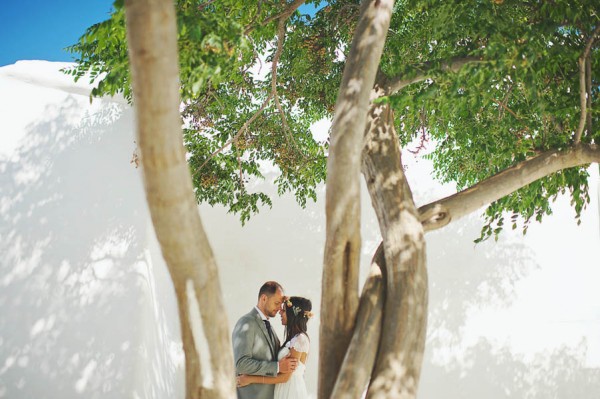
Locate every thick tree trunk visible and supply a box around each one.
[123,1,235,398]
[319,0,394,397]
[419,143,600,231]
[362,105,428,399]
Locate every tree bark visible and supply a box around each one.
[362,105,428,399]
[320,0,395,397]
[330,245,386,399]
[123,1,235,398]
[418,143,600,232]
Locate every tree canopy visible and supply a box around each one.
[66,0,599,238]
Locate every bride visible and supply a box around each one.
[237,296,313,399]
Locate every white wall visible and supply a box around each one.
[1,61,599,398]
[0,62,182,399]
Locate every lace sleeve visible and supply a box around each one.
[291,333,310,353]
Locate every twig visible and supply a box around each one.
[334,4,360,29]
[383,56,483,95]
[244,0,264,32]
[407,127,429,154]
[235,141,244,189]
[497,84,513,120]
[198,0,218,11]
[270,19,286,93]
[408,107,429,154]
[194,93,273,175]
[245,43,264,79]
[492,98,520,120]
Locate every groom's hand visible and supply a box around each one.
[278,356,298,373]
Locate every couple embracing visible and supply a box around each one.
[232,281,313,399]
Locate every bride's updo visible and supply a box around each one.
[283,296,312,345]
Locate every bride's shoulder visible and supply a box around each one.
[291,332,309,341]
[290,333,310,351]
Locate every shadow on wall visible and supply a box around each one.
[420,211,600,397]
[0,95,181,399]
[421,338,600,399]
[425,212,537,345]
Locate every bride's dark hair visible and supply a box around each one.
[283,296,312,346]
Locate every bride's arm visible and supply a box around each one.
[238,348,307,387]
[289,347,307,365]
[237,371,292,387]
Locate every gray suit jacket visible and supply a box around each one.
[232,308,281,399]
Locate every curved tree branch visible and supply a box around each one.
[265,0,306,22]
[418,144,600,232]
[585,53,592,135]
[244,0,305,34]
[575,57,588,143]
[574,24,600,143]
[271,17,301,150]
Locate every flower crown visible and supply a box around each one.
[284,297,314,319]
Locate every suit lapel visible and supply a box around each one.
[272,331,280,354]
[253,308,278,359]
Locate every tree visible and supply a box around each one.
[121,0,234,397]
[67,0,600,397]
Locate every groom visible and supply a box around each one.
[232,281,298,399]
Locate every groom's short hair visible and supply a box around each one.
[258,281,283,299]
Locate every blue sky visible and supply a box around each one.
[0,0,114,66]
[0,1,320,67]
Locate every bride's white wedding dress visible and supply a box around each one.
[274,333,309,399]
